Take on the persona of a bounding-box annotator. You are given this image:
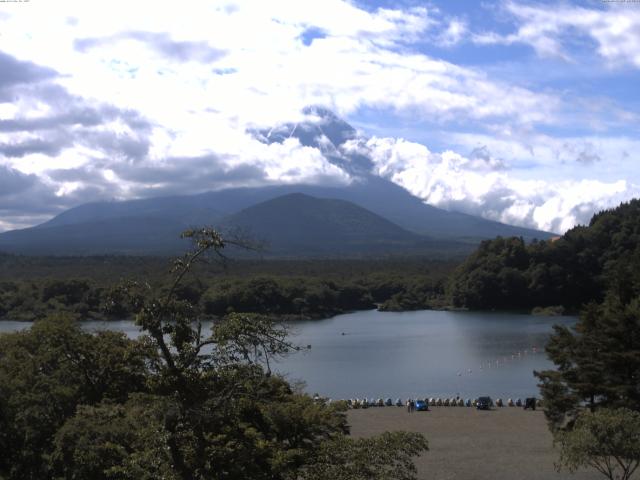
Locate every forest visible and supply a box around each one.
[0,256,453,322]
[448,199,640,312]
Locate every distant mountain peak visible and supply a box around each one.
[254,107,372,176]
[301,105,340,120]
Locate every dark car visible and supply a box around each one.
[476,396,492,410]
[415,399,429,411]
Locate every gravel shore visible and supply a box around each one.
[347,407,603,480]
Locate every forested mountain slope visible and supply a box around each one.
[448,199,640,310]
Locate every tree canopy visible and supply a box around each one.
[0,257,454,322]
[448,199,640,311]
[555,408,640,480]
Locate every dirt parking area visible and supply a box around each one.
[347,407,604,480]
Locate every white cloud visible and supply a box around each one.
[475,1,640,68]
[0,0,561,130]
[445,130,640,184]
[219,136,353,186]
[438,19,468,46]
[344,135,640,233]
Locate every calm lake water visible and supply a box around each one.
[0,310,574,400]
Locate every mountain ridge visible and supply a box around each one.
[0,110,554,256]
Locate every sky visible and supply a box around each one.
[0,0,638,234]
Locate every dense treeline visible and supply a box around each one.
[0,254,455,281]
[448,199,640,311]
[0,279,106,321]
[0,258,454,321]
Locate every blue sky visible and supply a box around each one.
[0,0,638,233]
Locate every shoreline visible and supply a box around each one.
[0,305,577,323]
[347,407,600,480]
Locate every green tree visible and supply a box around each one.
[536,296,640,431]
[555,408,640,480]
[50,396,178,480]
[448,199,640,311]
[298,431,428,480]
[0,314,153,479]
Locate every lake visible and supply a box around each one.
[0,310,573,401]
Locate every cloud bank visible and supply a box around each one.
[0,0,637,235]
[342,136,639,234]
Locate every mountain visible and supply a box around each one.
[37,178,549,241]
[0,109,553,256]
[0,193,469,257]
[219,193,425,256]
[0,217,190,256]
[0,184,552,257]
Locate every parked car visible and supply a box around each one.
[476,396,492,410]
[415,399,429,411]
[524,397,537,410]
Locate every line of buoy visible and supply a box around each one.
[459,346,540,376]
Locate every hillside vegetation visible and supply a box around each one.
[448,199,640,311]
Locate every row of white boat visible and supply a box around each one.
[339,397,541,408]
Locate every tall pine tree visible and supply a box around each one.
[536,254,640,431]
